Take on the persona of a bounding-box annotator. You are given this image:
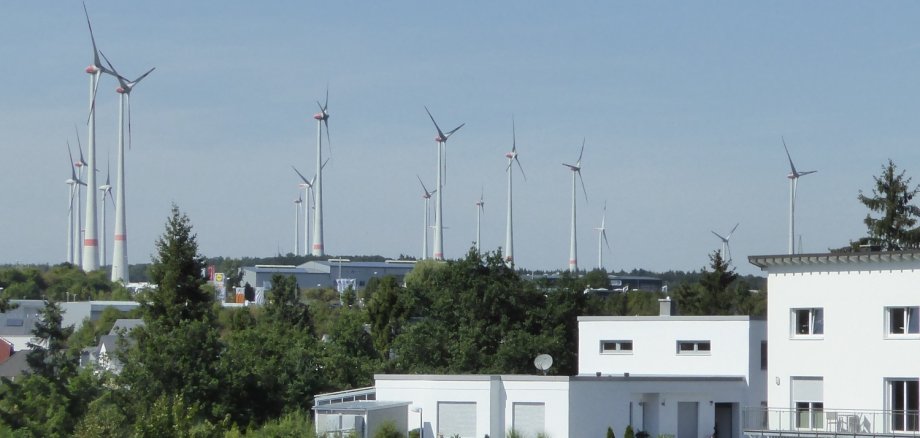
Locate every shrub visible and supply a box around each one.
[607,427,616,438]
[375,421,403,438]
[625,425,635,438]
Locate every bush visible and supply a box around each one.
[375,420,403,438]
[625,425,635,438]
[607,427,616,438]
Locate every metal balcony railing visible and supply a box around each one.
[743,407,919,438]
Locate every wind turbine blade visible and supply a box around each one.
[74,128,87,167]
[88,75,100,125]
[424,106,446,139]
[105,156,111,185]
[712,230,727,241]
[446,123,465,137]
[578,170,588,202]
[417,174,430,195]
[578,138,585,164]
[782,136,798,175]
[324,86,329,111]
[442,143,447,185]
[324,118,331,157]
[799,170,817,176]
[727,223,740,239]
[67,141,78,179]
[515,157,527,181]
[83,2,104,71]
[127,93,133,150]
[511,117,516,151]
[133,67,155,85]
[602,230,611,250]
[99,51,128,87]
[291,165,310,184]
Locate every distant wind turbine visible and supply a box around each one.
[311,89,331,256]
[594,202,611,270]
[292,165,316,256]
[65,142,86,264]
[782,137,816,254]
[98,159,113,266]
[293,196,303,255]
[504,118,526,265]
[73,132,87,267]
[562,139,588,272]
[101,52,154,283]
[417,175,437,260]
[424,106,464,260]
[711,223,739,265]
[475,190,485,254]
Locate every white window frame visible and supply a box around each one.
[600,340,633,354]
[886,307,920,338]
[887,379,919,432]
[792,308,824,337]
[676,340,711,355]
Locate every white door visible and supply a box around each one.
[678,402,699,438]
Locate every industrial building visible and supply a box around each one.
[239,260,416,291]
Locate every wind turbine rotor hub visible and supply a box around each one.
[116,87,126,94]
[435,135,446,142]
[505,152,514,159]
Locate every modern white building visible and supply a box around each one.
[240,260,416,291]
[316,299,767,438]
[747,251,920,437]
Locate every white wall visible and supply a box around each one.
[578,316,765,385]
[765,261,920,413]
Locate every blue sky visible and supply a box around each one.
[2,1,920,276]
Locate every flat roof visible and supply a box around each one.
[749,250,920,269]
[578,315,759,322]
[572,374,746,382]
[312,400,410,413]
[374,374,569,382]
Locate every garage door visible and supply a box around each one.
[438,402,476,438]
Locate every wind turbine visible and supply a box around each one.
[475,190,485,254]
[424,106,464,260]
[293,196,303,255]
[562,140,588,272]
[81,2,114,272]
[594,202,611,271]
[311,89,331,256]
[417,175,437,259]
[782,137,816,254]
[711,223,739,265]
[292,166,316,256]
[504,118,526,265]
[65,143,86,264]
[100,53,154,283]
[98,159,113,267]
[73,131,88,267]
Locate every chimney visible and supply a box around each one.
[658,297,677,316]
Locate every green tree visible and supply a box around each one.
[265,274,312,331]
[119,205,224,424]
[367,276,413,357]
[856,160,920,250]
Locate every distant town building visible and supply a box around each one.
[240,260,416,291]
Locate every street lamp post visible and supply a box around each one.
[411,407,423,438]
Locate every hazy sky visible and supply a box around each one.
[2,1,920,276]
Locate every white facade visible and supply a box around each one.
[750,251,920,435]
[375,375,570,438]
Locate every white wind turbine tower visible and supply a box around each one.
[73,133,88,267]
[293,196,303,255]
[417,175,437,259]
[101,53,154,283]
[311,90,331,257]
[504,119,526,265]
[98,160,113,266]
[292,166,316,256]
[65,143,86,264]
[562,140,588,272]
[424,106,464,261]
[711,223,739,265]
[81,2,114,272]
[594,202,611,271]
[782,137,816,254]
[475,190,485,254]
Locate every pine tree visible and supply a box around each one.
[857,160,920,250]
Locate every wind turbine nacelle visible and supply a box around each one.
[313,113,328,121]
[116,87,127,94]
[505,152,515,159]
[435,135,447,142]
[85,65,98,74]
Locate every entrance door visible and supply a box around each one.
[714,403,734,438]
[678,402,699,438]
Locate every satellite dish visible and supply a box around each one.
[534,354,553,375]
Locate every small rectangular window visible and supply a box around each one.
[888,307,920,335]
[761,341,768,370]
[677,341,711,354]
[796,402,824,429]
[793,308,824,336]
[600,340,633,354]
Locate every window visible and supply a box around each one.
[796,402,824,429]
[793,308,824,336]
[601,340,633,354]
[677,341,711,354]
[888,307,920,336]
[889,379,919,432]
[792,377,824,429]
[761,341,768,370]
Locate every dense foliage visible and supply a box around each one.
[855,160,920,250]
[0,205,766,435]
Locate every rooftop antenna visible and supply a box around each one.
[533,353,553,376]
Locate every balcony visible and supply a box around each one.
[743,407,919,438]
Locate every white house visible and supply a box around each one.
[748,251,920,436]
[318,299,767,438]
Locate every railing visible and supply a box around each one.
[743,407,919,437]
